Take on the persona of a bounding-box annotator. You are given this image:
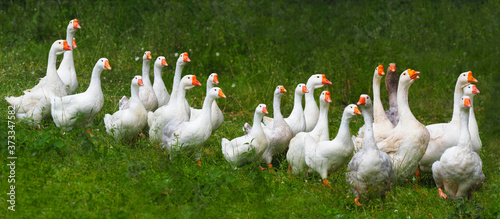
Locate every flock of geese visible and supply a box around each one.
[5,19,485,206]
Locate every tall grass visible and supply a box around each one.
[1,0,499,217]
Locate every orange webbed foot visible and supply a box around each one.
[355,197,363,206]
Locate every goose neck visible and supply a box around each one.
[142,60,152,86]
[373,76,387,122]
[397,81,418,126]
[451,80,466,122]
[87,65,103,92]
[252,113,264,133]
[458,107,472,150]
[273,94,284,120]
[197,95,215,124]
[336,113,352,141]
[290,93,304,117]
[171,63,185,99]
[386,72,399,108]
[311,101,329,136]
[361,108,378,150]
[47,46,59,78]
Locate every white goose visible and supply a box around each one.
[51,58,111,131]
[152,56,169,107]
[346,94,395,206]
[463,84,482,153]
[432,96,485,200]
[169,52,191,113]
[305,104,360,184]
[385,63,399,126]
[5,40,71,126]
[57,19,81,94]
[221,104,269,167]
[304,74,332,131]
[419,71,478,173]
[163,87,226,165]
[262,83,308,136]
[119,51,157,111]
[190,73,224,133]
[148,75,201,141]
[261,85,293,166]
[104,76,147,141]
[376,69,429,180]
[287,91,331,175]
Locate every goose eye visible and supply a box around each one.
[214,89,216,91]
[317,76,320,78]
[188,77,190,79]
[101,60,103,62]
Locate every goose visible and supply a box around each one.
[221,104,269,167]
[432,96,485,200]
[57,19,81,94]
[163,87,226,165]
[304,74,332,131]
[104,76,147,141]
[5,40,71,126]
[261,85,293,166]
[305,104,361,184]
[152,56,169,107]
[419,71,478,173]
[51,58,111,131]
[287,91,331,175]
[190,73,224,133]
[119,51,158,111]
[385,63,399,126]
[169,52,191,113]
[148,75,201,141]
[376,69,430,180]
[463,84,481,153]
[353,65,394,150]
[262,83,309,136]
[346,94,395,206]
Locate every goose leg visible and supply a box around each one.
[438,188,448,199]
[354,197,363,206]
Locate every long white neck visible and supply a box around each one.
[311,101,329,139]
[142,60,152,86]
[206,81,214,93]
[251,112,264,135]
[195,94,215,125]
[458,107,472,151]
[288,92,304,119]
[451,80,466,122]
[305,81,318,107]
[130,84,140,102]
[87,65,103,92]
[335,112,352,142]
[170,62,185,101]
[397,80,418,127]
[373,75,389,124]
[361,107,378,150]
[273,94,284,121]
[47,47,59,79]
[153,65,165,85]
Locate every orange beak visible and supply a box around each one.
[408,69,420,80]
[72,38,77,48]
[104,60,112,70]
[161,58,168,66]
[192,76,201,86]
[389,63,396,72]
[262,107,269,114]
[218,89,226,98]
[146,52,152,60]
[73,19,81,29]
[322,75,332,85]
[378,65,385,76]
[183,52,191,62]
[357,96,366,105]
[213,74,219,84]
[138,79,144,86]
[472,85,480,94]
[280,86,287,93]
[63,40,72,51]
[464,98,471,108]
[354,106,361,115]
[467,71,478,83]
[302,85,309,93]
[324,91,332,103]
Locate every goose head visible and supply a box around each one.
[307,74,332,89]
[53,40,72,55]
[357,94,373,107]
[154,56,168,68]
[143,51,152,62]
[320,91,332,104]
[177,52,191,67]
[256,104,269,115]
[374,64,385,79]
[461,96,472,108]
[399,69,420,87]
[67,19,81,33]
[458,71,478,88]
[208,73,219,85]
[344,104,361,118]
[388,63,396,74]
[180,75,202,89]
[463,84,480,97]
[96,58,112,71]
[295,83,309,95]
[132,75,144,87]
[274,85,287,97]
[208,87,226,99]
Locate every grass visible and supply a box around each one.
[1,0,500,217]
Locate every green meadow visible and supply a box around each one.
[1,0,500,217]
